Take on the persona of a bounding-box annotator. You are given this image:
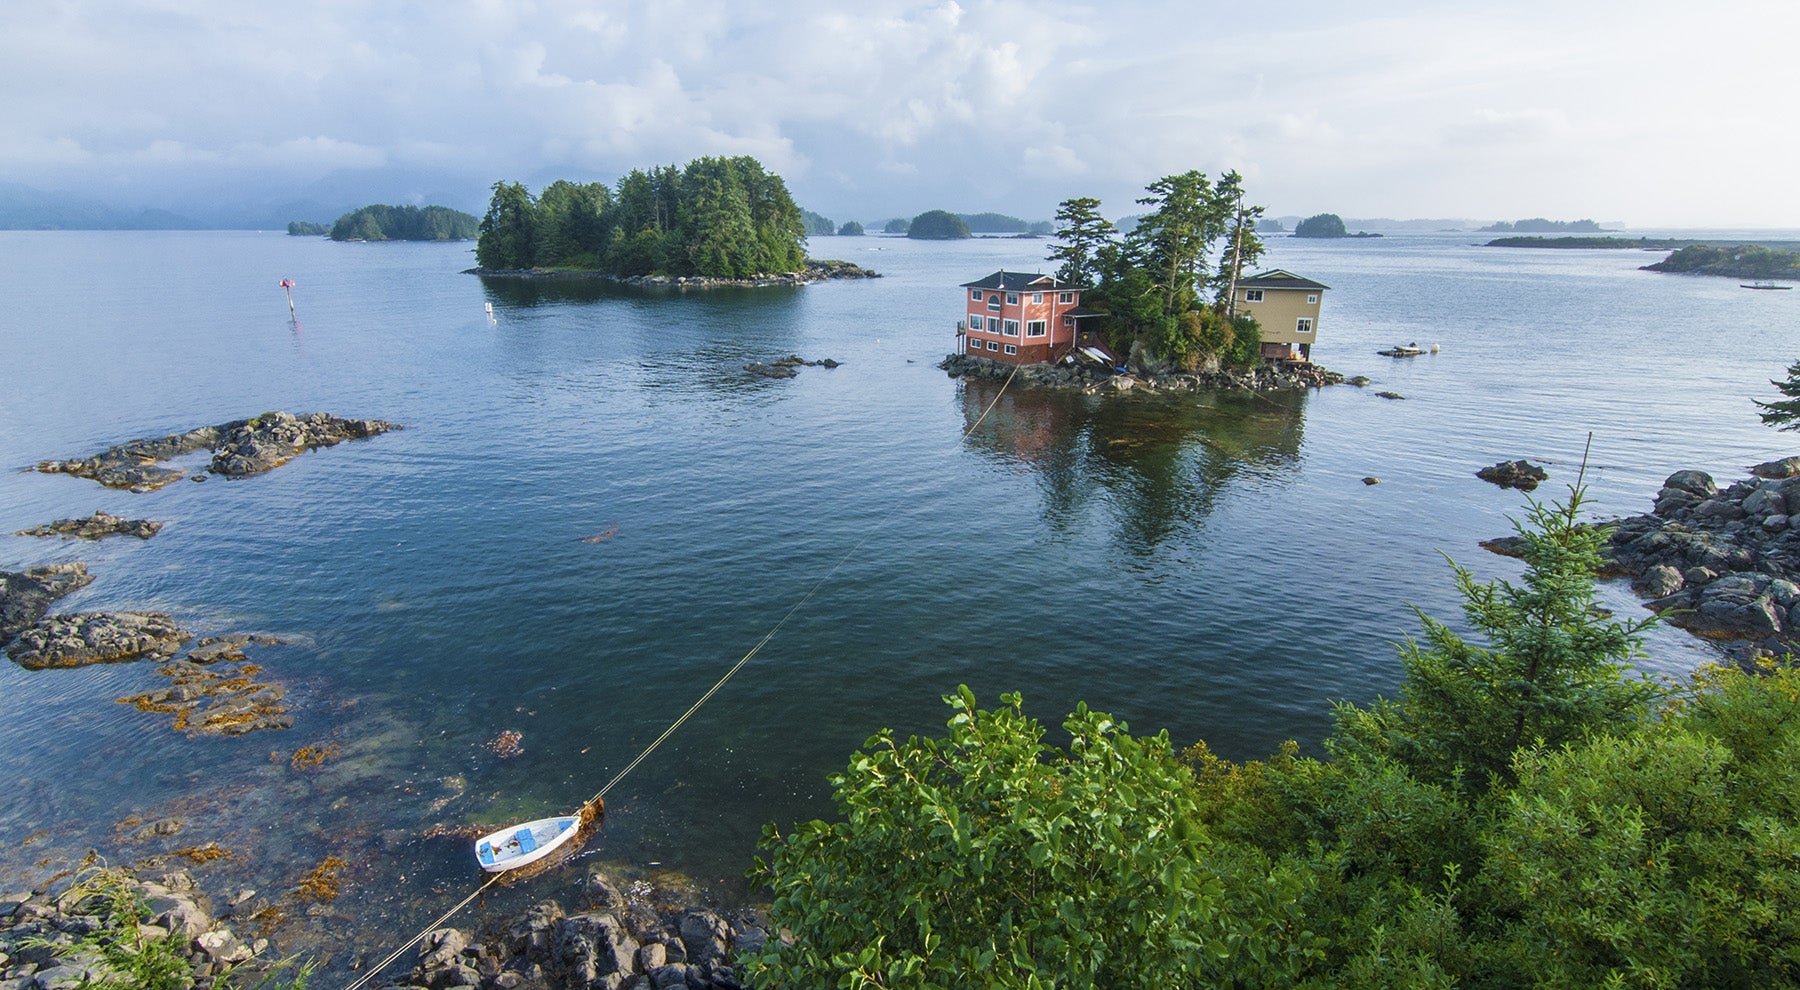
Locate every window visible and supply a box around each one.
[1004,344,1018,355]
[1031,292,1043,303]
[988,296,1001,312]
[1006,292,1019,305]
[1058,291,1074,304]
[1003,319,1020,336]
[1026,320,1046,337]
[987,340,999,351]
[971,289,982,301]
[969,315,984,331]
[1296,318,1314,333]
[1244,289,1264,302]
[1307,294,1318,304]
[1062,316,1073,327]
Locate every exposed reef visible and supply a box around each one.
[16,510,163,540]
[743,355,841,379]
[35,412,400,491]
[0,563,94,649]
[7,611,189,669]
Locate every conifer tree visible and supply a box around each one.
[1755,359,1800,429]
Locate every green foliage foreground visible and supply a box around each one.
[750,490,1800,989]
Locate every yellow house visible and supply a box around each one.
[1234,270,1327,362]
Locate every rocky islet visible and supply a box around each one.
[35,411,399,491]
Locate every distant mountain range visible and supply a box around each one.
[0,173,490,231]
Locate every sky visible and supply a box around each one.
[3,0,1797,227]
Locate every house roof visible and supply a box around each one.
[959,270,1083,291]
[1062,306,1104,318]
[1239,269,1330,291]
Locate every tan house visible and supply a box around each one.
[1234,270,1327,362]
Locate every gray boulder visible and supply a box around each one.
[0,564,94,649]
[1751,456,1800,479]
[1663,470,1718,497]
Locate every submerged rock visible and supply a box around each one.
[16,511,163,541]
[7,611,189,669]
[0,563,94,648]
[35,412,399,490]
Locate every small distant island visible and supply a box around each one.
[285,221,328,236]
[1479,217,1608,233]
[908,210,972,240]
[1486,236,1689,249]
[1293,213,1382,239]
[1642,244,1800,280]
[327,204,479,242]
[467,155,875,285]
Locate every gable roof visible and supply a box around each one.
[959,270,1081,291]
[1239,269,1330,291]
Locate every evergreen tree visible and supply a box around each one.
[1132,170,1225,317]
[1755,359,1800,429]
[475,181,536,269]
[1211,171,1266,306]
[1046,196,1115,286]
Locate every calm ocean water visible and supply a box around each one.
[0,227,1795,969]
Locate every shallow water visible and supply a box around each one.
[0,228,1795,972]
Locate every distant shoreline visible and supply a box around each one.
[464,258,879,288]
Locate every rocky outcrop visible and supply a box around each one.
[1476,459,1549,492]
[7,611,189,669]
[1490,463,1800,652]
[398,872,764,990]
[0,868,286,990]
[744,355,842,379]
[16,511,163,541]
[35,412,399,490]
[1,563,96,649]
[941,353,1346,393]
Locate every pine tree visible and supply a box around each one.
[1046,196,1115,287]
[1755,360,1800,429]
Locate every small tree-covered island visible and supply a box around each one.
[329,204,479,241]
[945,170,1343,392]
[469,155,875,285]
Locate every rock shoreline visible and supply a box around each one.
[0,867,286,990]
[1487,457,1800,654]
[941,352,1347,393]
[16,511,163,540]
[394,870,765,990]
[36,411,399,492]
[466,258,879,288]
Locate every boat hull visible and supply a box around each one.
[475,815,581,873]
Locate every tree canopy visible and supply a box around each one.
[329,204,478,241]
[750,486,1800,987]
[837,220,865,236]
[1043,170,1266,371]
[907,210,972,240]
[474,156,809,278]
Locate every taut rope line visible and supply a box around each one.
[343,361,1021,990]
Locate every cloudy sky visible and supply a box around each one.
[4,0,1796,227]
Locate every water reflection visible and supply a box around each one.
[960,382,1309,552]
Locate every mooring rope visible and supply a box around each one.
[342,360,1020,990]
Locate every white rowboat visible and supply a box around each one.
[475,815,581,873]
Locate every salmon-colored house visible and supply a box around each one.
[956,271,1100,365]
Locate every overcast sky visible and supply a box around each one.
[4,0,1796,226]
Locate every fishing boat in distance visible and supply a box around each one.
[475,814,581,873]
[1741,281,1793,290]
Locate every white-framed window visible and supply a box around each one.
[1307,294,1318,304]
[1003,319,1020,336]
[1004,344,1017,355]
[1062,316,1073,327]
[968,315,984,331]
[988,297,1001,312]
[971,289,982,301]
[987,340,999,351]
[1244,288,1264,302]
[1026,320,1046,337]
[1296,318,1314,333]
[1006,292,1019,305]
[1058,291,1074,304]
[1031,292,1043,303]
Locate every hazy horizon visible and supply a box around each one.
[4,1,1796,229]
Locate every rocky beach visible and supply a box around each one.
[465,259,879,289]
[940,351,1349,393]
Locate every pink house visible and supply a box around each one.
[956,271,1100,365]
